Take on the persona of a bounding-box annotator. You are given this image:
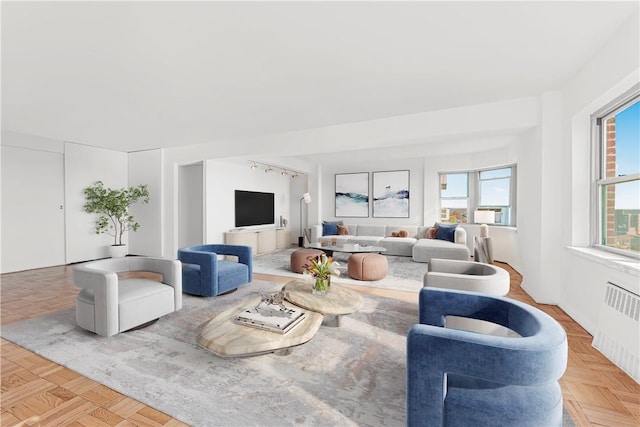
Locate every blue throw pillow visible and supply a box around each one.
[435,223,458,242]
[322,222,339,236]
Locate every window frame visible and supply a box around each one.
[438,172,469,223]
[439,165,517,226]
[592,91,640,259]
[477,166,517,225]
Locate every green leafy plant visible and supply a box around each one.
[83,181,150,246]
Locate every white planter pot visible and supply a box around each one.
[108,245,128,258]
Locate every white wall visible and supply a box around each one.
[1,143,66,273]
[129,149,163,256]
[558,11,640,334]
[1,130,64,153]
[318,157,425,226]
[514,128,543,294]
[564,250,639,334]
[160,147,309,257]
[518,92,566,303]
[178,162,204,248]
[1,132,136,268]
[203,159,293,247]
[64,142,128,262]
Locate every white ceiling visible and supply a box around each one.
[1,1,637,153]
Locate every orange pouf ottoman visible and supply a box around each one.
[290,248,325,274]
[348,253,388,281]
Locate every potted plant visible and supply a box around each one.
[302,253,340,295]
[83,181,150,258]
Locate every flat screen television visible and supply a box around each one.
[235,190,275,228]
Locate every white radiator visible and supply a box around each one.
[592,282,640,383]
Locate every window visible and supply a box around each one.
[439,173,469,223]
[439,165,516,226]
[478,167,513,225]
[595,95,639,256]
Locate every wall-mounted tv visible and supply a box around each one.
[235,190,275,228]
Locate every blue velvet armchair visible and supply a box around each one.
[177,244,253,297]
[407,288,567,427]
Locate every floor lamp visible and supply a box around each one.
[299,193,311,247]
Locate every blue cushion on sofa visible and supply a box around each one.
[435,223,457,242]
[322,221,342,235]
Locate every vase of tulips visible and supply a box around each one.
[303,253,340,295]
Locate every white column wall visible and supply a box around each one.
[522,91,565,303]
[178,162,204,248]
[129,149,164,257]
[514,128,544,298]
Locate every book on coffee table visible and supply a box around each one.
[233,306,307,334]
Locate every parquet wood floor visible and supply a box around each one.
[1,263,638,426]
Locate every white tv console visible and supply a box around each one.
[225,227,291,256]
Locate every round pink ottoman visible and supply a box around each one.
[290,248,324,274]
[348,253,388,281]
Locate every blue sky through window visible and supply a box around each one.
[614,100,639,209]
[481,178,510,206]
[440,173,467,198]
[480,167,511,206]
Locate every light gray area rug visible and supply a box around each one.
[1,280,415,427]
[253,248,427,293]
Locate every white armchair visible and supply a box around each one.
[423,258,510,334]
[73,257,182,337]
[423,258,509,295]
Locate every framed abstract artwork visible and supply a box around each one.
[372,170,410,218]
[335,172,369,217]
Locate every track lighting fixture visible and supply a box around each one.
[248,160,303,178]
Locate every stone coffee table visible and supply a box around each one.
[307,242,387,257]
[197,295,323,358]
[282,279,364,327]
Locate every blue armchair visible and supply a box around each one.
[177,244,253,297]
[407,288,567,427]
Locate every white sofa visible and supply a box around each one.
[310,223,470,262]
[412,231,470,263]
